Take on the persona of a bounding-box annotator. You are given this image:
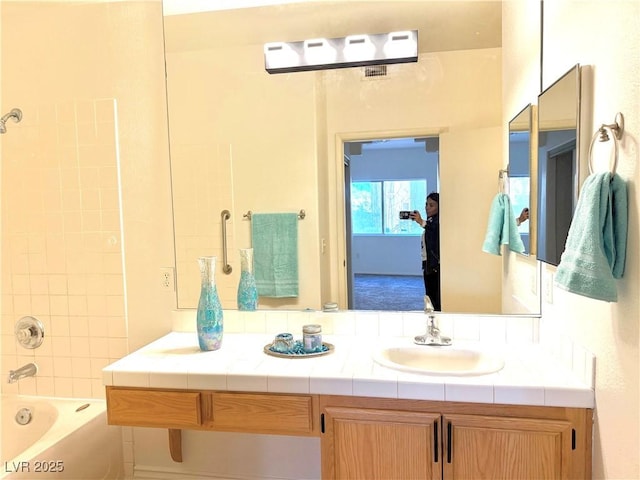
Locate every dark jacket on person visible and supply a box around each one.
[424,214,440,274]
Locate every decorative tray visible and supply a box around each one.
[263,342,334,358]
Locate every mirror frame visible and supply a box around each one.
[536,64,581,267]
[508,103,537,257]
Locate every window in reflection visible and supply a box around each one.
[351,182,383,233]
[351,180,426,235]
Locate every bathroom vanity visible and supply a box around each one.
[103,332,593,479]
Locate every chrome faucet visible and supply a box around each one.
[8,362,38,383]
[414,296,451,346]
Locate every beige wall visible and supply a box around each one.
[166,43,321,310]
[440,126,502,312]
[1,1,173,399]
[505,1,640,478]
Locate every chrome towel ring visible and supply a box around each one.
[588,112,624,175]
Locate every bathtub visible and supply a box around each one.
[1,395,123,479]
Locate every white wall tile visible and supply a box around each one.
[445,383,494,403]
[452,316,481,341]
[353,378,398,398]
[72,377,93,397]
[309,376,353,396]
[494,385,545,406]
[332,312,356,335]
[54,377,74,397]
[397,378,445,401]
[36,376,55,396]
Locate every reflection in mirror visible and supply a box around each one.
[345,136,438,311]
[508,104,533,256]
[162,1,540,315]
[537,65,581,267]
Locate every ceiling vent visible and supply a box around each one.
[363,65,387,78]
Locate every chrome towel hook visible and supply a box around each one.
[599,112,625,141]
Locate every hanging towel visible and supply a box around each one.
[482,193,525,256]
[555,172,628,302]
[251,213,299,298]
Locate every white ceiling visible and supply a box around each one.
[163,1,502,54]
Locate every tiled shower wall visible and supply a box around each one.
[1,99,126,398]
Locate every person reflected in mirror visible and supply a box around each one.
[410,192,441,311]
[516,207,529,226]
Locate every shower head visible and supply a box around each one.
[0,108,23,134]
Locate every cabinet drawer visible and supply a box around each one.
[202,392,317,435]
[106,387,202,428]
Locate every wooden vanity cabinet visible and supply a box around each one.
[319,396,592,480]
[105,387,592,478]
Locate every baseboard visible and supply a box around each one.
[133,465,295,480]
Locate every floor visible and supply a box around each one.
[352,274,424,311]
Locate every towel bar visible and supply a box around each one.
[243,209,306,220]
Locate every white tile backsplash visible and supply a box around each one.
[175,310,534,341]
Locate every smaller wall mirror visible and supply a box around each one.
[508,104,534,255]
[536,64,581,267]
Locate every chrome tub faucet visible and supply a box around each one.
[8,362,38,383]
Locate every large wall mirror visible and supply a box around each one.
[537,64,581,267]
[508,104,535,256]
[162,0,542,316]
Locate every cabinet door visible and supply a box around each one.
[321,407,441,480]
[442,414,573,480]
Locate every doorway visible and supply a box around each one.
[344,136,439,311]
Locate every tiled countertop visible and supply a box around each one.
[103,332,594,409]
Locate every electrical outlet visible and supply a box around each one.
[545,271,554,304]
[160,267,175,291]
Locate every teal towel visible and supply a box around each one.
[482,193,525,256]
[251,213,299,298]
[556,172,628,302]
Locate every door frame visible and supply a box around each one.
[333,128,440,309]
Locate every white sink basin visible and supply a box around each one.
[373,345,505,376]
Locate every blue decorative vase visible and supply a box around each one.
[237,248,258,311]
[196,256,223,351]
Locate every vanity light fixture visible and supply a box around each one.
[264,30,418,74]
[303,38,337,66]
[263,42,298,70]
[343,34,376,62]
